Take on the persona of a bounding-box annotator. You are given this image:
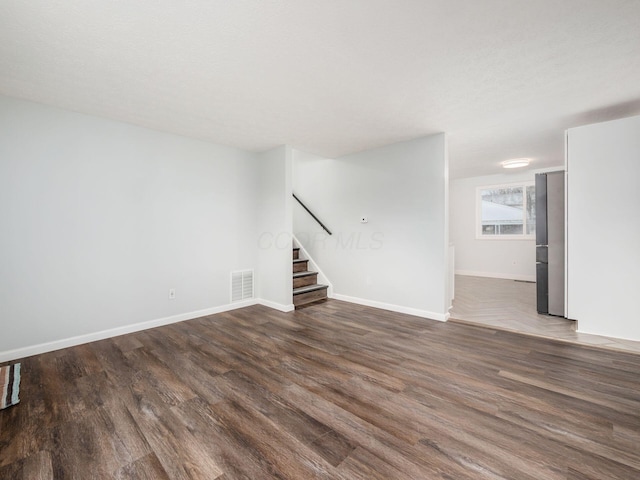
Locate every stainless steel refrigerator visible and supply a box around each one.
[535,171,565,316]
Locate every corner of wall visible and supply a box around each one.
[254,145,294,308]
[293,135,449,318]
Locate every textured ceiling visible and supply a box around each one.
[1,1,639,178]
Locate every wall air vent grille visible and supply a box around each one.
[231,270,254,302]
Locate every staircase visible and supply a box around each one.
[292,247,328,307]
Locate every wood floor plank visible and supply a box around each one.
[308,429,356,467]
[206,398,346,480]
[124,347,197,407]
[281,382,478,479]
[21,451,54,480]
[336,446,415,480]
[1,299,639,479]
[171,397,276,480]
[114,453,171,480]
[215,369,332,446]
[124,378,224,480]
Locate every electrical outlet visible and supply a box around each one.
[168,288,176,300]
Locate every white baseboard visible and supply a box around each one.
[332,293,448,322]
[455,270,536,282]
[576,326,640,343]
[0,298,284,363]
[258,299,295,313]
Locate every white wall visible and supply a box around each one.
[0,95,277,359]
[567,115,640,341]
[450,171,537,281]
[293,135,449,320]
[255,145,293,310]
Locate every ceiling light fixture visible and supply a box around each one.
[501,158,530,169]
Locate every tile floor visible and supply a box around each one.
[449,275,640,354]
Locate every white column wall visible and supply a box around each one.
[567,115,640,341]
[254,146,293,311]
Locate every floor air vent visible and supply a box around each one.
[231,270,254,302]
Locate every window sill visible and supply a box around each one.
[475,235,535,241]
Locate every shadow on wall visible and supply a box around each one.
[565,98,640,127]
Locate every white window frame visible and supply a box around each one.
[475,181,535,240]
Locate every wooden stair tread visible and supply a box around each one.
[293,271,317,278]
[292,247,326,306]
[293,284,328,295]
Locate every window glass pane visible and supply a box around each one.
[526,185,536,235]
[500,224,523,234]
[480,186,524,235]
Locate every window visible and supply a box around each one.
[477,182,535,238]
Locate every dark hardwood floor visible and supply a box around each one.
[1,300,639,479]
